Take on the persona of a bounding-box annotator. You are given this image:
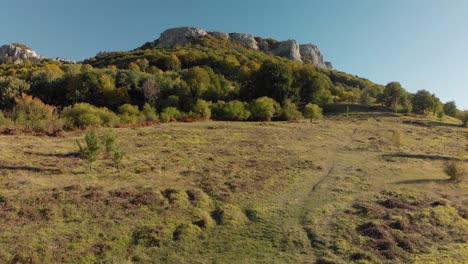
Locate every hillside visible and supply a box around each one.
[0,27,467,263]
[0,113,466,263]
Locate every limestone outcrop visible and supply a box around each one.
[0,43,42,64]
[141,27,334,69]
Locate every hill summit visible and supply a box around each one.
[140,27,333,69]
[0,43,76,65]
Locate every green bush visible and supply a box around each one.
[0,76,30,108]
[140,103,158,122]
[0,110,13,128]
[12,93,58,132]
[280,99,303,121]
[62,103,119,128]
[119,103,140,124]
[249,97,280,121]
[444,160,465,183]
[193,99,211,120]
[77,129,100,171]
[160,107,182,122]
[303,103,323,122]
[211,100,250,121]
[460,111,468,127]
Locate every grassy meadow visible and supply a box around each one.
[0,113,467,263]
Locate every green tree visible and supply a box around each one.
[211,100,251,121]
[12,93,57,132]
[280,99,303,121]
[77,130,100,172]
[253,60,295,103]
[412,89,437,114]
[295,67,333,106]
[193,99,211,120]
[112,146,126,172]
[443,101,458,117]
[303,103,323,123]
[249,97,280,121]
[0,76,30,109]
[182,66,211,98]
[381,82,408,113]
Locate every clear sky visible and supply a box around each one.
[1,0,467,109]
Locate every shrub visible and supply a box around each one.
[303,103,323,122]
[140,103,158,122]
[118,104,140,124]
[0,76,30,109]
[444,160,465,183]
[391,130,404,151]
[160,107,182,122]
[0,110,13,128]
[112,146,126,171]
[102,129,117,155]
[280,99,303,121]
[62,103,119,128]
[45,119,65,136]
[249,97,280,121]
[192,99,211,120]
[77,130,100,171]
[211,100,250,121]
[12,93,57,132]
[460,111,468,127]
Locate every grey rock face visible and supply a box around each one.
[0,44,42,64]
[300,44,325,68]
[143,27,333,69]
[209,31,229,40]
[0,43,76,64]
[271,40,302,62]
[324,61,333,70]
[228,33,258,50]
[157,27,208,48]
[256,39,270,51]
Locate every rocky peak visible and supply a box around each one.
[0,43,76,65]
[228,33,259,50]
[157,27,208,48]
[0,43,42,64]
[142,27,333,69]
[270,40,302,63]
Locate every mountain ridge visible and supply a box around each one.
[139,27,333,69]
[0,43,76,65]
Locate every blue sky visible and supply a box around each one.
[1,0,467,109]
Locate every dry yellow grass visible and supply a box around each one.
[0,113,466,263]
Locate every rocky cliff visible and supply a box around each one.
[0,43,42,64]
[143,27,333,69]
[0,43,76,64]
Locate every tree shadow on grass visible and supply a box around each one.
[394,178,449,185]
[24,151,80,158]
[0,165,62,174]
[382,153,458,161]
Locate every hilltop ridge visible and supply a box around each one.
[0,43,76,65]
[139,27,333,69]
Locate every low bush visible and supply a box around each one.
[280,99,303,121]
[444,160,465,183]
[460,111,468,127]
[62,103,119,129]
[160,107,182,122]
[211,100,250,121]
[77,129,100,171]
[12,93,58,132]
[0,110,13,128]
[249,97,280,121]
[140,103,158,122]
[303,103,323,122]
[192,99,211,120]
[119,104,140,124]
